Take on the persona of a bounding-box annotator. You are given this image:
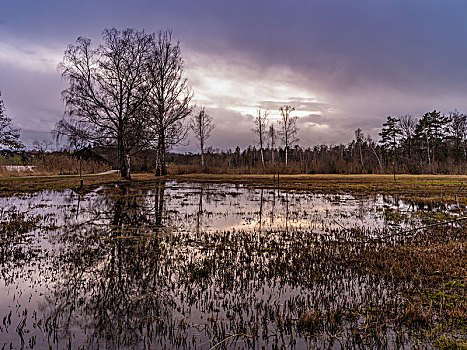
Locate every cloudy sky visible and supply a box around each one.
[1,0,467,151]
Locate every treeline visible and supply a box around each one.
[378,111,467,174]
[171,110,467,175]
[58,101,467,175]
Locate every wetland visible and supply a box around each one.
[0,180,466,349]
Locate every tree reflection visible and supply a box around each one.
[40,184,179,348]
[1,183,436,349]
[196,185,203,234]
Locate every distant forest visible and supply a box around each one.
[170,109,467,175]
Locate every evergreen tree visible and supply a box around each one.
[414,110,449,165]
[379,116,401,165]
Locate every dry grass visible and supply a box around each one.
[0,172,119,195]
[0,153,110,178]
[3,171,467,205]
[31,153,110,175]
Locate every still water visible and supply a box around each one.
[0,181,454,349]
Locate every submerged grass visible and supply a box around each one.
[0,179,466,348]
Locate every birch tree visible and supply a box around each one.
[268,123,277,163]
[278,105,298,166]
[354,128,365,169]
[58,28,154,180]
[147,30,193,176]
[191,107,214,170]
[253,108,268,168]
[398,114,417,158]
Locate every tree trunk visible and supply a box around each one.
[125,153,131,180]
[119,152,130,180]
[118,134,131,180]
[427,139,431,165]
[359,144,364,169]
[260,148,265,168]
[155,135,167,176]
[155,181,165,227]
[160,144,167,176]
[155,148,161,176]
[370,145,383,172]
[201,140,205,171]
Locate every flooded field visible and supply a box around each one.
[0,181,465,349]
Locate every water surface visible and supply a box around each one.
[0,181,457,349]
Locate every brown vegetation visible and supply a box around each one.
[169,173,467,203]
[0,152,110,178]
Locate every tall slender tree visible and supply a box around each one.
[147,30,193,176]
[448,110,467,161]
[379,116,401,171]
[354,128,365,169]
[191,107,214,171]
[398,114,417,158]
[268,123,277,163]
[366,135,383,171]
[253,108,269,168]
[414,110,449,165]
[278,105,298,166]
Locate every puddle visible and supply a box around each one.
[0,181,462,349]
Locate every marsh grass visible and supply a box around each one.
[0,153,109,178]
[0,172,119,195]
[0,181,465,349]
[3,171,467,206]
[168,173,467,205]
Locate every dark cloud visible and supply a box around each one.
[1,0,467,150]
[0,62,63,148]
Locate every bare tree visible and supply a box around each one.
[191,107,214,170]
[57,28,154,180]
[253,108,269,168]
[0,92,23,150]
[33,138,53,155]
[147,30,193,176]
[53,117,89,152]
[398,114,417,157]
[354,128,365,169]
[278,105,298,166]
[449,110,467,161]
[366,135,383,171]
[268,123,277,163]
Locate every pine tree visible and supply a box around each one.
[379,116,401,165]
[414,110,449,165]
